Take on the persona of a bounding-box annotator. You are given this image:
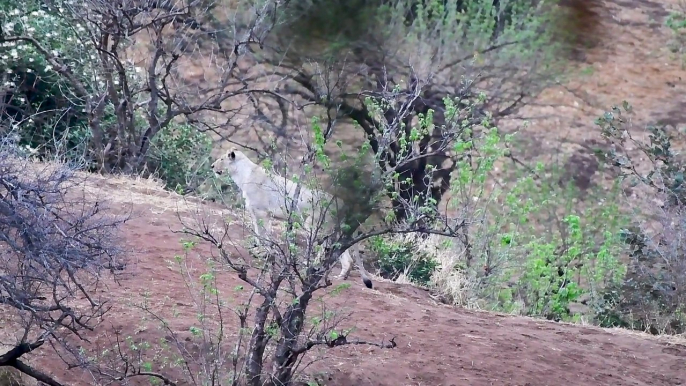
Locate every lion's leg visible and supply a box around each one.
[336,245,373,289]
[352,244,373,289]
[247,208,263,247]
[248,209,273,248]
[249,211,261,236]
[337,250,353,280]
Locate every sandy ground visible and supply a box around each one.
[7,175,682,386]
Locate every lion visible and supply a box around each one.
[211,147,373,289]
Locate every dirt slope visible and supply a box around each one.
[7,1,686,384]
[20,176,685,386]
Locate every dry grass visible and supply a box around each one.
[375,232,481,309]
[604,327,686,345]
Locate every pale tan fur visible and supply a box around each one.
[211,148,373,288]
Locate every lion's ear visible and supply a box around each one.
[229,151,236,160]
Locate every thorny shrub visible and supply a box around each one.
[0,136,129,386]
[594,101,686,334]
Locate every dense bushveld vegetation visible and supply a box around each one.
[1,0,684,384]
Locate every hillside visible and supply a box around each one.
[8,173,683,386]
[4,0,686,385]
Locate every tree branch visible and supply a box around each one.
[13,359,66,386]
[293,335,397,355]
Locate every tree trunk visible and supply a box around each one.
[269,292,313,385]
[245,299,271,386]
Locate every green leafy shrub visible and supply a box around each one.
[512,213,625,321]
[484,160,627,321]
[147,122,214,194]
[349,96,628,322]
[369,233,438,286]
[416,113,629,322]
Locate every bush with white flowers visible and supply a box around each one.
[0,0,98,160]
[0,0,215,192]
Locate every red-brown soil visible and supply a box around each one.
[12,175,685,386]
[5,1,686,385]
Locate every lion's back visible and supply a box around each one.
[241,163,342,224]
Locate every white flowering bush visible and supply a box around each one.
[0,0,220,191]
[0,0,99,160]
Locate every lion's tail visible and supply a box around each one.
[362,276,373,289]
[349,246,373,289]
[358,263,373,289]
